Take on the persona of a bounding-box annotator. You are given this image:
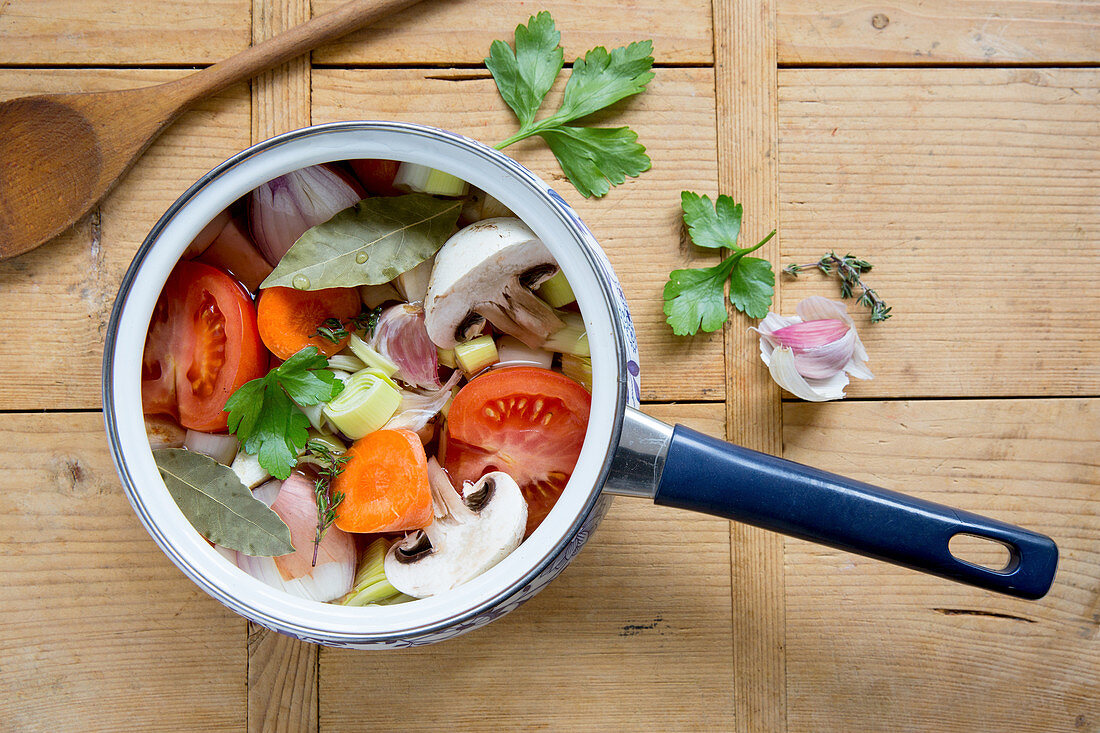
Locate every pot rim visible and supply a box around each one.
[102,120,631,643]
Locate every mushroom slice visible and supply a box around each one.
[423,217,563,349]
[383,459,528,598]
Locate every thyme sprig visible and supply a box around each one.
[783,252,892,323]
[307,440,349,567]
[353,306,383,338]
[314,318,349,345]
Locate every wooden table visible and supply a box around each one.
[1,1,1097,730]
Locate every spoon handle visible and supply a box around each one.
[171,0,423,105]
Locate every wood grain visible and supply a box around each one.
[310,0,713,65]
[781,398,1100,732]
[247,2,319,729]
[778,0,1100,65]
[312,67,724,402]
[319,402,734,731]
[778,68,1100,398]
[0,413,245,731]
[0,69,250,410]
[715,0,787,729]
[0,0,250,64]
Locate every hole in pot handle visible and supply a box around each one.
[605,407,1058,600]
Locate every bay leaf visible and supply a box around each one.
[153,448,294,557]
[260,193,463,290]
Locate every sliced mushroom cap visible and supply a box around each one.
[423,217,563,349]
[383,469,528,598]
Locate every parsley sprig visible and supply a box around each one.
[224,347,344,480]
[784,253,892,323]
[663,192,777,335]
[487,11,654,198]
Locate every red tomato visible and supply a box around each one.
[141,261,268,432]
[349,159,402,196]
[444,367,591,536]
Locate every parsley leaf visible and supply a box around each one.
[489,12,654,198]
[224,347,344,480]
[663,192,777,335]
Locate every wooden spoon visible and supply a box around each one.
[0,0,422,260]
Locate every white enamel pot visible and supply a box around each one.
[103,122,1058,649]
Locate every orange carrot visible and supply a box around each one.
[333,429,434,534]
[256,286,361,359]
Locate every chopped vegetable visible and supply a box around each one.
[542,311,589,356]
[496,335,553,369]
[423,217,561,349]
[339,537,406,606]
[560,353,592,391]
[393,162,469,197]
[536,269,576,308]
[348,159,401,196]
[197,217,273,292]
[663,191,777,335]
[224,347,344,479]
[348,332,399,377]
[436,347,457,369]
[183,209,230,259]
[141,260,268,432]
[236,473,356,602]
[145,415,186,449]
[153,448,294,556]
[332,429,435,534]
[384,459,527,598]
[183,429,239,466]
[230,449,271,489]
[454,335,499,377]
[371,303,441,389]
[487,12,654,197]
[393,256,433,304]
[385,370,463,432]
[260,194,462,291]
[321,369,402,440]
[256,285,361,360]
[460,188,512,223]
[249,164,363,265]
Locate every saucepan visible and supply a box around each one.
[103,121,1058,648]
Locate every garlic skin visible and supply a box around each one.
[752,296,873,402]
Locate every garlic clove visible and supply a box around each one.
[767,346,851,402]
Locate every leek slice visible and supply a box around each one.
[348,333,399,377]
[322,370,401,440]
[394,162,469,197]
[543,311,589,357]
[327,353,367,373]
[454,335,499,376]
[561,353,593,391]
[536,270,576,308]
[339,537,405,606]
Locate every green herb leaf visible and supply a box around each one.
[224,347,344,479]
[489,13,654,198]
[728,256,775,319]
[484,10,563,128]
[663,191,777,335]
[555,41,655,123]
[680,191,742,250]
[540,126,650,198]
[663,257,737,336]
[260,194,462,290]
[154,448,294,557]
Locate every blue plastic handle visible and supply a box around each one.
[653,425,1058,599]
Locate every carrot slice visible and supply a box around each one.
[333,429,434,533]
[256,286,361,359]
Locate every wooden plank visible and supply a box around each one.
[312,67,724,402]
[781,398,1100,732]
[0,69,250,410]
[715,0,787,729]
[777,0,1100,65]
[0,0,250,64]
[246,1,318,729]
[0,412,245,730]
[319,403,733,730]
[778,68,1100,398]
[310,0,712,66]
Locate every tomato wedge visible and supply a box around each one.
[141,260,268,432]
[444,367,591,536]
